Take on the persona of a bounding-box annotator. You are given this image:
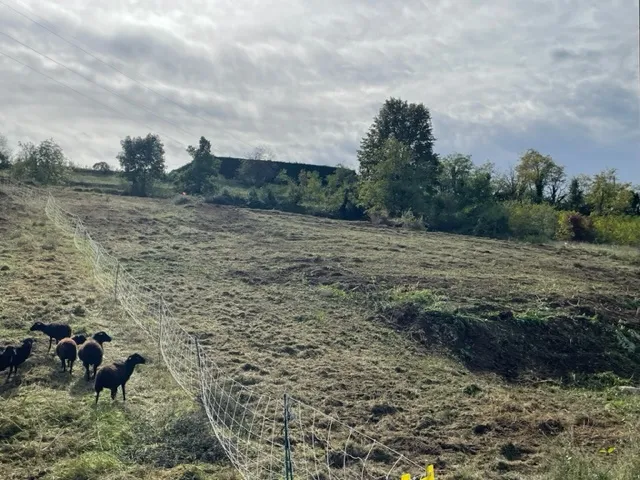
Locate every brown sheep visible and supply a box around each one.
[78,331,112,380]
[7,338,34,381]
[95,353,146,404]
[30,322,72,352]
[55,335,86,374]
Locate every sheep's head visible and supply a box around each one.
[93,331,112,344]
[71,334,87,345]
[29,322,45,332]
[22,338,34,347]
[126,353,146,367]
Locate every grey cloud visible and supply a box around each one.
[0,0,637,181]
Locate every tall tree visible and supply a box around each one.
[565,175,589,212]
[357,97,438,189]
[0,133,10,170]
[586,168,634,215]
[238,145,278,186]
[182,136,220,194]
[515,149,564,203]
[11,138,68,184]
[358,137,430,217]
[117,133,166,196]
[494,165,521,201]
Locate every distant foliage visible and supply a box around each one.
[515,149,565,204]
[238,146,278,186]
[180,136,220,195]
[591,215,640,247]
[358,97,438,189]
[92,161,112,173]
[358,138,431,217]
[505,201,559,242]
[557,211,594,242]
[117,133,166,197]
[0,133,11,170]
[11,138,68,185]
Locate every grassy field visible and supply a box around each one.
[0,191,236,479]
[28,186,638,479]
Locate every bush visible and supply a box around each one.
[505,201,559,242]
[557,211,594,242]
[204,188,246,206]
[247,187,261,208]
[591,215,640,246]
[400,209,425,230]
[11,139,68,185]
[172,194,191,206]
[259,186,279,209]
[472,203,510,238]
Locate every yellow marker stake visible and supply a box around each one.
[401,474,411,480]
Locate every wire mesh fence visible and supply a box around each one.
[0,178,430,480]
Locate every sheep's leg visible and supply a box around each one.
[95,389,101,405]
[122,383,126,402]
[92,365,97,379]
[48,337,53,352]
[84,363,90,380]
[60,358,66,372]
[69,360,74,375]
[110,388,117,400]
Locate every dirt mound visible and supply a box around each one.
[380,302,640,382]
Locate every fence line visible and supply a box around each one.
[0,177,430,480]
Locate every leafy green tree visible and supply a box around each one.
[298,170,324,205]
[515,149,565,204]
[11,138,68,184]
[117,133,166,196]
[494,165,522,202]
[432,154,496,231]
[325,166,362,219]
[0,133,11,170]
[238,146,278,186]
[586,168,634,215]
[565,175,590,213]
[181,136,220,194]
[92,161,112,173]
[357,97,438,192]
[358,137,430,217]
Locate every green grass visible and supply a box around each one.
[0,195,235,480]
[3,185,640,479]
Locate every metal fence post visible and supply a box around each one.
[283,393,294,480]
[114,263,120,301]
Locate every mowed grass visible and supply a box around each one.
[7,187,640,479]
[0,193,235,480]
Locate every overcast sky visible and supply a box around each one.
[0,0,638,181]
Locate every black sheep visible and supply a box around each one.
[95,353,146,404]
[0,346,16,376]
[55,335,85,374]
[30,322,72,352]
[7,338,34,381]
[78,331,112,380]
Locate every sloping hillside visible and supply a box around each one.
[46,187,640,479]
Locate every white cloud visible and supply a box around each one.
[0,0,638,180]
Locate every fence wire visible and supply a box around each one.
[0,178,428,480]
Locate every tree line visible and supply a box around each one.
[1,97,639,246]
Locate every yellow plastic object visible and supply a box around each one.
[401,475,411,480]
[424,464,435,480]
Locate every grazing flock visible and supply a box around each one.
[0,321,145,404]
